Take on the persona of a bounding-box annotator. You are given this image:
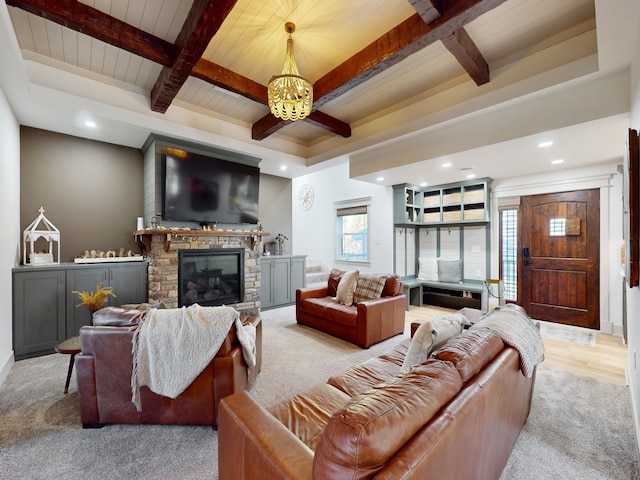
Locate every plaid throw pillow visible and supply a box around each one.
[353,274,387,304]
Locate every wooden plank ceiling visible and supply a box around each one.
[6,0,595,145]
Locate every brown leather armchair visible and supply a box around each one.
[75,308,261,428]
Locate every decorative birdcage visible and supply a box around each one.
[23,207,60,265]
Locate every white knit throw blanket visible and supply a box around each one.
[131,305,256,410]
[470,304,545,378]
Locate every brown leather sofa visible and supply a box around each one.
[296,269,405,348]
[218,325,536,479]
[75,308,262,428]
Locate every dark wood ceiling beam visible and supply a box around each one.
[441,27,489,85]
[252,114,289,141]
[6,0,175,66]
[410,1,489,85]
[313,0,506,109]
[251,110,352,141]
[192,59,268,105]
[150,0,237,113]
[305,111,352,138]
[408,0,444,23]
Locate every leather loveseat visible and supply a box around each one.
[296,269,405,348]
[75,307,262,428]
[218,321,537,479]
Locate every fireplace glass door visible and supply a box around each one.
[178,248,244,307]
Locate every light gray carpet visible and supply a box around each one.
[0,305,637,479]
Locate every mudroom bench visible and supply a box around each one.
[403,278,482,310]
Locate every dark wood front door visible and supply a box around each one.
[520,189,600,329]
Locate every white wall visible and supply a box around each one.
[292,162,394,274]
[626,0,640,453]
[0,85,20,385]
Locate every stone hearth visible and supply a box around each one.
[137,231,262,315]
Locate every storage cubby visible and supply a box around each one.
[394,185,423,224]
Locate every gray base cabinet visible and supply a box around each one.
[260,255,306,310]
[13,262,148,360]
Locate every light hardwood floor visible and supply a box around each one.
[406,306,629,386]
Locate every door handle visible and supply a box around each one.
[523,247,530,266]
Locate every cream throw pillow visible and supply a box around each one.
[401,313,470,372]
[336,270,359,305]
[417,257,439,281]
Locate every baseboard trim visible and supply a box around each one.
[0,351,15,387]
[600,320,613,335]
[628,360,640,462]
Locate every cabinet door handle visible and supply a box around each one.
[59,272,64,284]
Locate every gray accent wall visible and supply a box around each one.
[20,127,293,263]
[20,127,144,262]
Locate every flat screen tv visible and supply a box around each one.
[163,151,259,225]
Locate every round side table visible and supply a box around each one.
[54,336,81,394]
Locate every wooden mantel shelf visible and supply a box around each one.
[134,229,271,253]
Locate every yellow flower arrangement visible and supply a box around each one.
[72,282,115,312]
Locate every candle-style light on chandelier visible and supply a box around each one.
[267,22,313,121]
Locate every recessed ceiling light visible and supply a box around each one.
[419,182,428,187]
[538,141,553,148]
[85,120,96,128]
[551,159,564,165]
[376,176,384,182]
[280,165,287,171]
[466,173,476,179]
[442,162,452,168]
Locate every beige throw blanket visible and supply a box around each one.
[470,304,545,378]
[131,305,256,410]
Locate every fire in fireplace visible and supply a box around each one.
[178,248,244,307]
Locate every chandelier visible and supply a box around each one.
[267,22,313,121]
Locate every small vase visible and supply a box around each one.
[278,242,285,255]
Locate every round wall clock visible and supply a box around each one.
[299,184,314,211]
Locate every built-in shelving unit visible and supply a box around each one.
[392,178,493,310]
[393,178,492,226]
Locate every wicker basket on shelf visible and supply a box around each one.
[463,208,485,220]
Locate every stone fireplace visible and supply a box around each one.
[136,231,262,315]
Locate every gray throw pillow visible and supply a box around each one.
[438,259,462,283]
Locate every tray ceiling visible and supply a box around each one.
[2,0,631,186]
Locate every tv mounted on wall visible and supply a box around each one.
[163,151,260,225]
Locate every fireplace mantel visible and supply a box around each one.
[135,229,270,253]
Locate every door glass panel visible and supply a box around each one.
[549,218,566,236]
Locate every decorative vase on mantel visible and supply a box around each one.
[275,233,288,256]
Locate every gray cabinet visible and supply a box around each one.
[66,263,148,337]
[261,255,306,310]
[12,269,66,360]
[13,262,148,359]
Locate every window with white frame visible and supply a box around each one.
[498,195,520,301]
[336,203,369,262]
